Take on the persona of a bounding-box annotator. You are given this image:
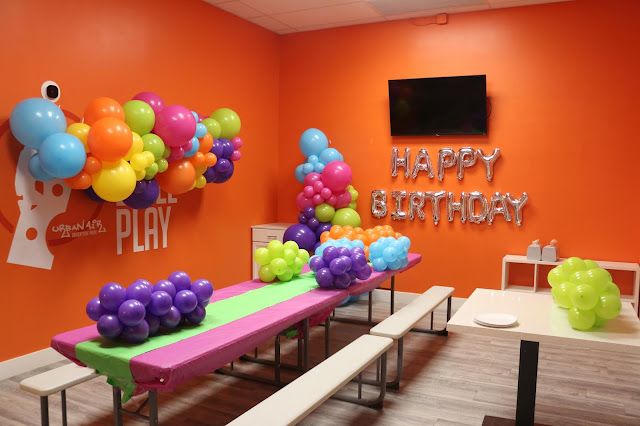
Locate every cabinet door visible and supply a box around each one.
[252,241,268,279]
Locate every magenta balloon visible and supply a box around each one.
[283,224,316,252]
[296,192,314,211]
[132,92,164,114]
[153,105,196,147]
[321,161,352,193]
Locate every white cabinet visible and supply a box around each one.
[251,223,292,279]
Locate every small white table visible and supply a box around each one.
[448,289,640,426]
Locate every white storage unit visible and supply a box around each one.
[251,223,292,279]
[502,254,640,314]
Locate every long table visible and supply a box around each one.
[51,253,421,424]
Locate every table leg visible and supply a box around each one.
[112,387,123,426]
[148,390,159,426]
[61,389,67,426]
[324,317,331,359]
[40,396,49,426]
[516,340,539,426]
[390,276,395,315]
[302,318,309,371]
[368,291,373,322]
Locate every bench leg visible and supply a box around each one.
[386,337,404,390]
[112,387,123,426]
[368,291,373,323]
[302,318,309,371]
[390,276,395,315]
[40,396,49,426]
[148,390,159,426]
[410,296,451,336]
[61,389,67,426]
[275,334,281,385]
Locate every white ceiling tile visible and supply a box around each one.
[369,0,487,16]
[247,15,293,31]
[241,0,354,15]
[214,1,263,19]
[274,2,382,28]
[297,16,386,32]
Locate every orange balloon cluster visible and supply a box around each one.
[320,225,402,257]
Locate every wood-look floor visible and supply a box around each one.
[1,296,638,426]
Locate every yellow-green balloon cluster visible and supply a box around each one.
[548,257,622,330]
[255,240,310,282]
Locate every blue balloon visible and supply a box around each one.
[295,164,305,183]
[184,137,199,158]
[28,154,54,181]
[313,162,325,173]
[319,147,343,164]
[372,257,387,272]
[191,111,199,122]
[302,163,314,174]
[308,155,319,164]
[195,123,207,138]
[299,128,328,157]
[39,133,86,178]
[10,98,67,149]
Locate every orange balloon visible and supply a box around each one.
[354,234,366,244]
[394,232,403,238]
[343,225,353,233]
[354,227,363,234]
[383,225,394,232]
[65,172,91,189]
[84,97,124,125]
[199,133,214,153]
[343,230,355,239]
[204,152,217,167]
[156,159,196,195]
[83,156,102,174]
[320,231,330,243]
[369,231,380,242]
[87,117,133,162]
[364,247,370,259]
[329,225,343,239]
[373,225,383,232]
[190,152,206,168]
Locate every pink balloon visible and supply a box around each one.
[321,161,352,193]
[312,181,324,192]
[231,150,242,161]
[327,195,337,206]
[303,172,322,186]
[335,191,352,209]
[153,105,196,148]
[132,92,164,114]
[303,185,315,198]
[320,187,332,200]
[231,137,243,149]
[182,140,193,153]
[168,146,184,162]
[296,192,313,211]
[312,194,323,206]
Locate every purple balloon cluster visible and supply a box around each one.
[309,245,372,289]
[86,271,214,344]
[204,138,239,183]
[284,207,331,253]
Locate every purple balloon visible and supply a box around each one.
[99,283,126,312]
[298,213,307,224]
[219,138,234,159]
[211,139,224,158]
[146,314,160,336]
[123,179,160,210]
[322,246,340,263]
[97,314,123,339]
[148,291,173,316]
[133,278,153,290]
[351,252,368,269]
[160,306,182,329]
[174,290,198,314]
[309,255,325,272]
[84,187,105,202]
[303,207,316,219]
[191,279,214,304]
[168,271,191,292]
[126,282,152,307]
[315,267,335,288]
[315,222,332,238]
[283,224,316,252]
[329,257,349,275]
[355,265,373,280]
[133,91,164,114]
[205,158,234,183]
[86,297,104,321]
[186,305,206,324]
[352,247,365,257]
[153,104,196,148]
[307,217,320,230]
[118,299,146,327]
[337,247,351,258]
[334,273,352,289]
[154,280,176,298]
[121,321,150,344]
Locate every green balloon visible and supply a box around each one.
[210,108,241,139]
[584,268,611,293]
[156,159,168,173]
[123,100,155,135]
[595,294,621,320]
[292,257,305,274]
[568,307,595,330]
[348,201,357,209]
[569,270,588,285]
[277,269,294,282]
[547,266,568,288]
[201,118,222,139]
[267,240,284,259]
[270,258,287,276]
[144,162,159,180]
[283,240,299,252]
[162,147,171,159]
[315,203,335,222]
[332,208,361,227]
[141,133,166,161]
[297,249,310,263]
[583,259,600,269]
[563,257,587,274]
[258,265,276,283]
[570,284,598,310]
[254,247,270,266]
[603,281,621,297]
[593,314,607,328]
[553,281,576,308]
[283,248,296,265]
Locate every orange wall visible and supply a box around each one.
[277,0,640,295]
[0,0,280,360]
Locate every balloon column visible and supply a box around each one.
[254,240,310,283]
[86,271,213,343]
[9,94,243,209]
[548,257,622,330]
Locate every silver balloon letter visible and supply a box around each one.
[391,147,410,178]
[447,192,468,223]
[476,148,501,182]
[391,190,407,221]
[408,192,426,221]
[438,148,458,182]
[371,190,387,219]
[411,148,434,180]
[457,147,477,180]
[506,192,528,226]
[424,190,446,225]
[487,192,512,225]
[467,191,489,224]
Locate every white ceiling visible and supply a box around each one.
[204,0,572,34]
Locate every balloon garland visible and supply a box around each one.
[9,93,243,208]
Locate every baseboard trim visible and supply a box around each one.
[0,347,67,381]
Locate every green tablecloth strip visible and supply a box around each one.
[76,273,318,401]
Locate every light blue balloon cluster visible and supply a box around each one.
[370,236,411,272]
[10,98,86,181]
[314,237,364,259]
[295,128,344,183]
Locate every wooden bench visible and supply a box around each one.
[228,334,393,426]
[370,285,454,389]
[19,363,97,426]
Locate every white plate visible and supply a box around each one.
[474,313,518,328]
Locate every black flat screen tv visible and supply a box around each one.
[388,75,487,136]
